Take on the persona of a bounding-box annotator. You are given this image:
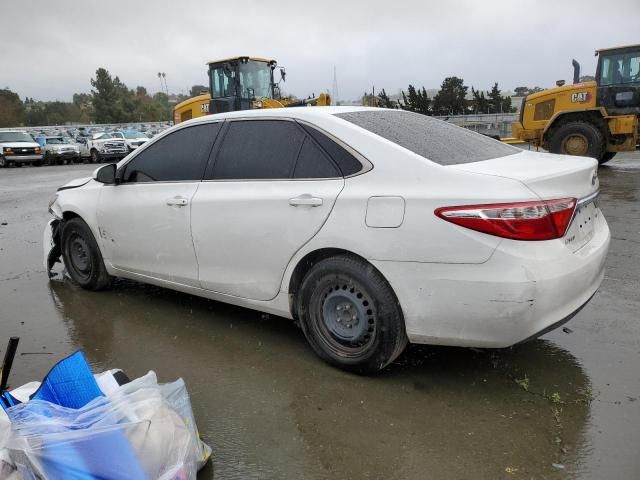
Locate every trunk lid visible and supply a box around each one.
[450,150,599,201]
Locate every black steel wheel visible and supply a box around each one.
[297,255,408,374]
[61,217,111,290]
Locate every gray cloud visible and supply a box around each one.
[2,0,639,101]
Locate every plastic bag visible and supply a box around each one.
[3,370,210,479]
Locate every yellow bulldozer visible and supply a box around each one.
[174,56,331,124]
[509,44,640,164]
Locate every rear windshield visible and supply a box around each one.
[335,110,518,165]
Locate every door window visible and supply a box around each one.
[123,123,220,183]
[300,123,363,175]
[600,52,640,85]
[293,137,340,178]
[210,120,304,179]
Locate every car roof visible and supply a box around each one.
[181,105,389,128]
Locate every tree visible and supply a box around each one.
[470,87,489,113]
[401,85,430,114]
[514,86,544,96]
[90,68,122,123]
[0,88,25,127]
[377,88,396,109]
[432,77,468,115]
[189,85,209,97]
[487,82,504,113]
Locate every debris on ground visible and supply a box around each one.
[0,338,211,479]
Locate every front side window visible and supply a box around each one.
[123,123,221,183]
[210,120,304,180]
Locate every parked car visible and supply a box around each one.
[0,130,43,167]
[114,130,150,152]
[44,107,610,373]
[43,136,81,165]
[79,133,128,163]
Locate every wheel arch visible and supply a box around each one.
[542,108,607,146]
[287,247,398,320]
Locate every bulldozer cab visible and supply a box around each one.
[595,45,640,115]
[207,57,278,114]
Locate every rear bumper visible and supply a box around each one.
[372,213,610,348]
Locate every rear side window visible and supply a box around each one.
[300,124,362,175]
[123,123,220,182]
[211,120,304,179]
[293,138,340,178]
[335,110,518,165]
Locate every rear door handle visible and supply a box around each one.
[166,196,189,207]
[289,194,323,207]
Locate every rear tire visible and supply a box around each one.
[90,149,100,164]
[296,255,408,374]
[548,121,605,159]
[61,217,112,291]
[599,151,616,164]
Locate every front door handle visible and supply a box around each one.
[166,196,189,207]
[289,194,323,207]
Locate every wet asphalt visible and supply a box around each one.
[0,154,638,479]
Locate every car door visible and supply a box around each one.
[190,118,345,301]
[96,122,221,286]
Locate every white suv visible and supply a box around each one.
[0,131,43,167]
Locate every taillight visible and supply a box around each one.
[435,198,577,241]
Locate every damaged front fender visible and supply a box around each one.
[43,219,63,278]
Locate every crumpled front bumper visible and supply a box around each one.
[43,219,62,277]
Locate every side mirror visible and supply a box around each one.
[95,163,117,185]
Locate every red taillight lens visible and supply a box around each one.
[435,198,577,241]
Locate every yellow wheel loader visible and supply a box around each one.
[509,45,640,164]
[174,56,331,124]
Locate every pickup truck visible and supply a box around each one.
[79,133,128,163]
[0,130,43,167]
[43,136,80,165]
[114,130,150,152]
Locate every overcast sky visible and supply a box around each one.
[3,0,639,102]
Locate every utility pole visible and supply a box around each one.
[332,66,339,106]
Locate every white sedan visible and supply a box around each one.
[45,107,610,373]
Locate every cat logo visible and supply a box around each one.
[571,92,591,103]
[200,103,210,113]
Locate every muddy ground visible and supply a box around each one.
[0,154,638,479]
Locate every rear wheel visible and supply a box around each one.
[599,151,616,164]
[297,255,408,374]
[61,217,112,290]
[548,121,605,159]
[90,149,100,164]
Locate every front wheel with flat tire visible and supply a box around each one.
[61,217,112,290]
[296,255,408,374]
